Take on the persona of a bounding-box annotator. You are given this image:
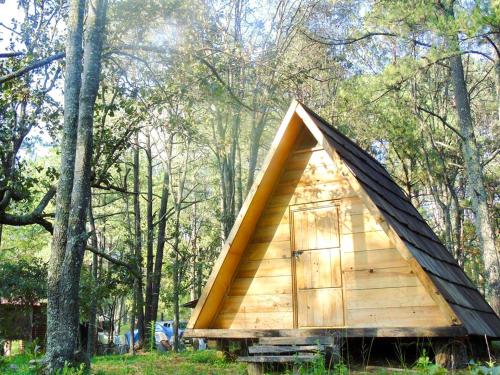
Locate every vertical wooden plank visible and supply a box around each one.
[297,289,344,327]
[292,203,344,328]
[331,248,342,287]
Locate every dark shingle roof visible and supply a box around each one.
[302,104,500,338]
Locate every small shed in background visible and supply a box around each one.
[0,298,46,353]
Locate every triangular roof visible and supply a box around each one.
[188,100,500,337]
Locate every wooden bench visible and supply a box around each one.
[237,336,340,375]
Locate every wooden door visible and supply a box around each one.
[292,204,344,327]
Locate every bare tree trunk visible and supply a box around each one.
[123,164,137,355]
[235,142,243,212]
[449,180,464,267]
[133,131,145,346]
[144,128,154,347]
[448,33,499,313]
[151,170,170,322]
[168,139,189,352]
[129,302,135,355]
[46,0,84,367]
[86,201,98,358]
[46,0,107,371]
[493,31,500,123]
[172,250,180,351]
[246,112,268,194]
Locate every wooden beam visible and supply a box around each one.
[238,355,315,363]
[184,326,467,339]
[248,345,325,354]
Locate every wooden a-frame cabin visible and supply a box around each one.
[185,100,500,340]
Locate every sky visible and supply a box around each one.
[0,0,22,50]
[1,0,57,159]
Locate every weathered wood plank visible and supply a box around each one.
[248,345,324,354]
[213,312,294,329]
[286,154,336,176]
[296,249,342,289]
[257,206,289,226]
[341,230,393,252]
[259,336,340,345]
[237,258,292,278]
[346,306,450,327]
[341,212,384,234]
[297,288,344,327]
[229,276,293,296]
[343,267,420,290]
[270,181,355,207]
[292,205,339,250]
[339,198,366,214]
[345,286,436,310]
[251,222,290,243]
[342,248,407,270]
[244,241,291,261]
[219,294,293,314]
[184,326,467,339]
[238,355,316,363]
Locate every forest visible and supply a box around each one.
[0,0,498,373]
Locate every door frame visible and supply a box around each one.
[289,200,342,329]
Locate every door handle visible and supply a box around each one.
[293,250,304,258]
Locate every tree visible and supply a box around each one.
[46,0,108,371]
[0,258,47,305]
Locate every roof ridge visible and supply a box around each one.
[297,101,391,171]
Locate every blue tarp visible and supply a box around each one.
[124,329,139,346]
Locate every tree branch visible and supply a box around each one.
[85,244,140,279]
[303,31,432,48]
[0,51,25,58]
[0,52,65,84]
[482,149,499,167]
[0,186,56,232]
[417,106,464,140]
[196,56,253,111]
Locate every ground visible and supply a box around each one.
[92,351,246,375]
[0,349,498,374]
[0,351,246,375]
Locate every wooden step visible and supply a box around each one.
[249,345,324,354]
[259,336,340,346]
[238,354,316,363]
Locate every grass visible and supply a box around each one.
[0,350,246,375]
[0,348,498,374]
[92,351,246,375]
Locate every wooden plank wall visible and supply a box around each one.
[340,198,449,327]
[212,129,449,329]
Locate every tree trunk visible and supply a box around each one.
[493,31,500,123]
[235,141,243,212]
[46,0,107,371]
[86,202,98,358]
[245,112,267,194]
[46,0,85,367]
[168,139,189,352]
[449,180,464,266]
[144,129,154,348]
[129,301,135,355]
[132,132,145,346]
[172,250,180,351]
[151,170,169,322]
[449,50,500,313]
